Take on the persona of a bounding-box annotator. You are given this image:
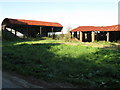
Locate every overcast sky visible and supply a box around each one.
[0,0,119,33]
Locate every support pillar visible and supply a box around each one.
[106,31,109,42]
[39,27,42,37]
[52,27,54,39]
[79,31,83,42]
[92,31,95,42]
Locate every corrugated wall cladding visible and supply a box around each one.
[71,25,120,32]
[2,18,63,27]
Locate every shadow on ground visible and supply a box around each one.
[2,41,120,89]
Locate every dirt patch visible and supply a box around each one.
[64,41,120,48]
[3,70,78,88]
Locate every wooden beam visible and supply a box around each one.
[79,31,83,42]
[107,31,109,42]
[91,31,95,42]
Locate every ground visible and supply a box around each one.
[2,40,120,88]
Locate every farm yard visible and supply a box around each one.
[1,1,120,89]
[2,39,120,88]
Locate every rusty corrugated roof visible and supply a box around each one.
[2,18,63,27]
[71,25,120,32]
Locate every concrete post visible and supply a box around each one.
[79,31,83,42]
[92,31,95,42]
[107,31,109,42]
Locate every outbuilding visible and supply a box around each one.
[1,18,63,39]
[70,25,120,42]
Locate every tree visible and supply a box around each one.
[66,24,72,33]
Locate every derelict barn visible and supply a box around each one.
[70,25,120,42]
[1,18,63,39]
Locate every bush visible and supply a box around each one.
[55,34,63,40]
[62,33,70,42]
[55,33,70,42]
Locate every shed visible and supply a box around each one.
[1,18,63,39]
[70,25,120,42]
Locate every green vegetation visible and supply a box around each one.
[2,40,120,88]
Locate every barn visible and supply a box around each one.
[1,18,63,39]
[70,25,120,42]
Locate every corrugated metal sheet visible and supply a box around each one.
[71,25,120,32]
[2,18,63,27]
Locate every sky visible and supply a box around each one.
[0,0,119,33]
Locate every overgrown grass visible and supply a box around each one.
[2,40,120,88]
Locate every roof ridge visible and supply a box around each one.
[71,25,120,32]
[3,18,63,27]
[7,18,59,24]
